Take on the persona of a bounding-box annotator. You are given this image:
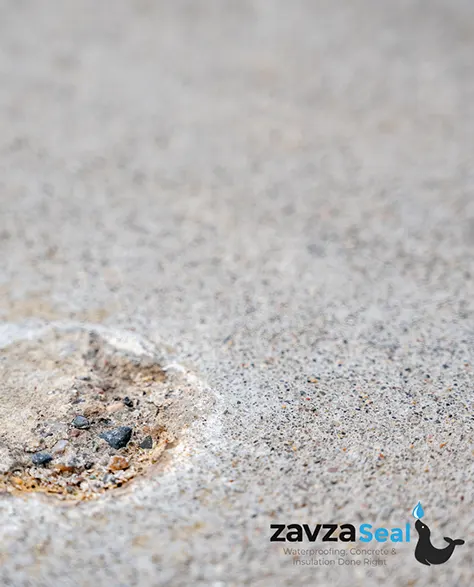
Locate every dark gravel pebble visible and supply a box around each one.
[123,396,133,408]
[31,452,53,466]
[139,435,153,449]
[72,415,90,429]
[99,426,133,449]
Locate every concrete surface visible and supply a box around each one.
[0,0,473,585]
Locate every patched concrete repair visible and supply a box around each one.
[0,325,212,500]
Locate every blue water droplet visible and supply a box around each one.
[412,501,424,519]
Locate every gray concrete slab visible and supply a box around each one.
[0,1,473,585]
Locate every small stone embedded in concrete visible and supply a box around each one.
[123,396,133,408]
[53,462,76,473]
[103,473,116,485]
[72,415,90,429]
[106,402,123,414]
[139,435,153,449]
[51,439,69,455]
[31,452,53,466]
[108,455,130,471]
[99,426,133,449]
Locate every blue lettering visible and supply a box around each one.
[358,522,411,543]
[391,528,403,542]
[375,528,388,542]
[359,524,373,542]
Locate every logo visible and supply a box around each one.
[270,501,466,568]
[269,523,410,543]
[412,501,465,566]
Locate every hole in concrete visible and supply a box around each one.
[0,325,208,501]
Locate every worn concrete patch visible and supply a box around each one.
[0,324,213,500]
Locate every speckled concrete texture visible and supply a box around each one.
[0,0,473,585]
